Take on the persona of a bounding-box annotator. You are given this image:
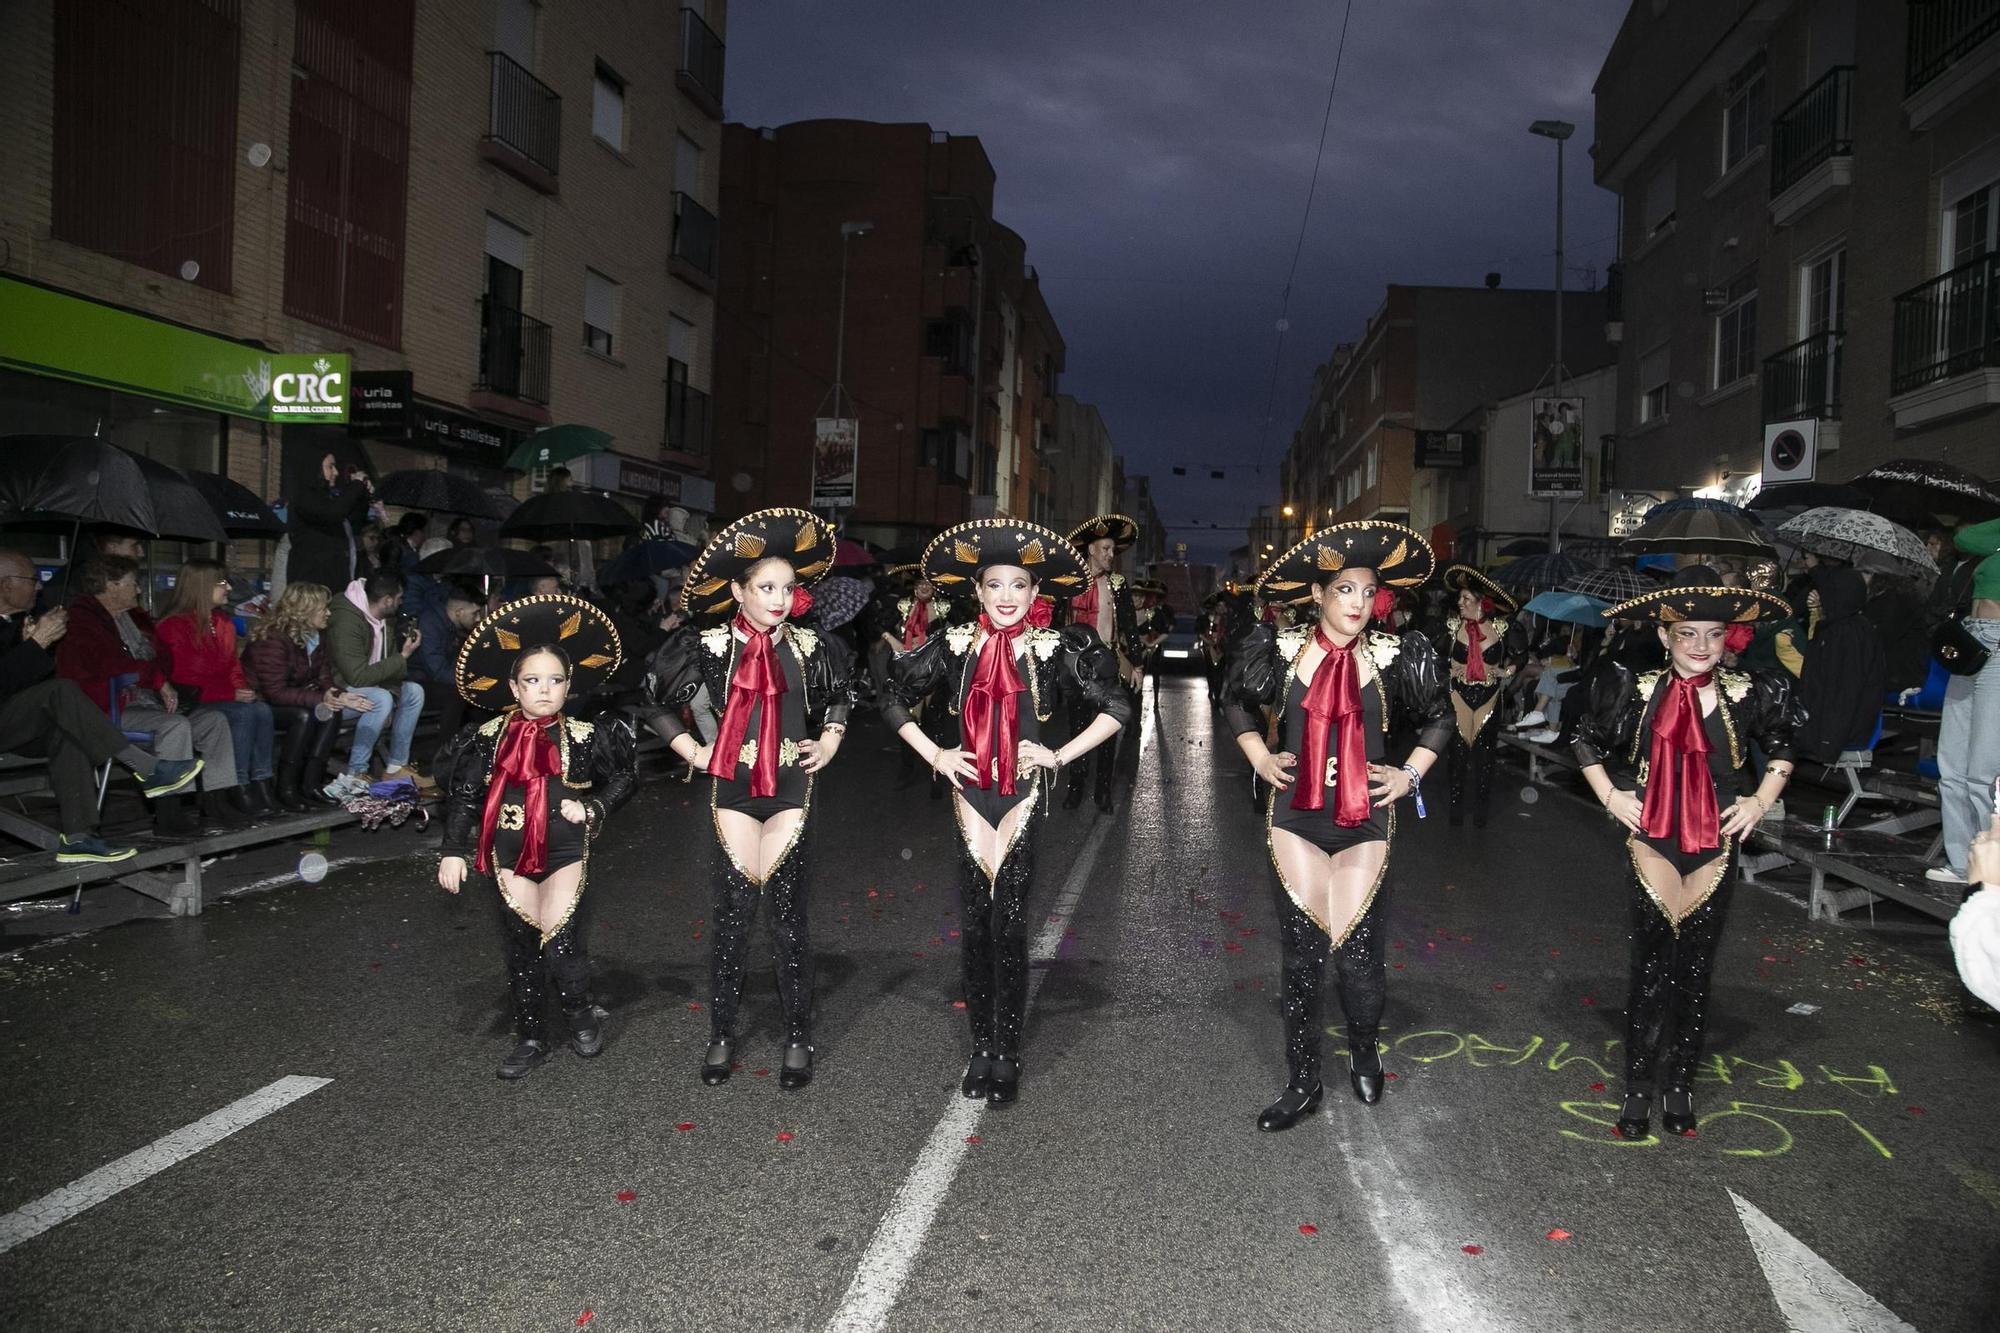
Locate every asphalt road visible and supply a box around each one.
[3,675,1997,1332]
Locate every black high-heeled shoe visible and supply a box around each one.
[961,1049,996,1100]
[700,1035,734,1086]
[778,1042,815,1090]
[1661,1086,1697,1137]
[1350,1068,1384,1105]
[986,1055,1020,1105]
[1256,1081,1323,1132]
[1614,1092,1653,1141]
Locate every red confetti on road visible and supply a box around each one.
[1590,1082,1606,1093]
[776,1131,795,1142]
[686,1001,702,1011]
[616,1190,636,1203]
[1462,1244,1483,1255]
[966,1135,982,1145]
[1299,1224,1319,1236]
[1548,948,1561,957]
[1581,995,1597,1006]
[952,1000,967,1009]
[675,1122,695,1132]
[1385,1072,1400,1081]
[867,889,880,898]
[1492,983,1507,991]
[1393,962,1406,970]
[1907,1106,1927,1116]
[576,1311,595,1326]
[754,1068,770,1078]
[1546,1228,1572,1241]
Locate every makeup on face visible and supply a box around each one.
[978,566,1034,628]
[1315,572,1378,637]
[1663,622,1727,674]
[510,651,570,717]
[734,559,797,630]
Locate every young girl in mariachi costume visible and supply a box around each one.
[645,508,853,1090]
[1224,522,1454,1131]
[1436,565,1529,828]
[438,594,637,1080]
[882,520,1131,1105]
[1571,569,1798,1141]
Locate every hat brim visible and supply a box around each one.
[1256,521,1436,604]
[456,593,624,709]
[1604,584,1793,624]
[1444,564,1518,613]
[1067,513,1139,550]
[680,507,837,616]
[921,519,1089,599]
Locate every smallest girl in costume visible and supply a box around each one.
[1435,565,1528,828]
[440,594,637,1080]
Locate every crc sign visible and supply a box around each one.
[269,354,351,420]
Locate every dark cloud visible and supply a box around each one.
[726,1,1626,560]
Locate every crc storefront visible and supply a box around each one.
[299,369,523,527]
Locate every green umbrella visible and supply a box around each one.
[504,424,613,472]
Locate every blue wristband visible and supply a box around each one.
[1401,763,1426,819]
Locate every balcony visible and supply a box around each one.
[1761,331,1843,422]
[1889,254,2000,426]
[676,7,726,119]
[1905,0,2000,127]
[482,52,560,194]
[474,297,552,418]
[1769,66,1852,225]
[666,377,712,460]
[670,192,718,290]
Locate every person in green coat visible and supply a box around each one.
[323,569,434,799]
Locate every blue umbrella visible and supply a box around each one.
[1523,590,1612,626]
[601,538,699,584]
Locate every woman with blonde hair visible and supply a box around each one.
[246,582,366,809]
[157,559,276,816]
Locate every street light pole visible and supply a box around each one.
[832,220,874,421]
[1529,119,1575,555]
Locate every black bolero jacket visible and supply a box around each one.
[881,623,1133,735]
[1061,572,1140,656]
[642,621,854,744]
[441,711,640,859]
[1570,664,1801,787]
[1223,624,1455,756]
[1434,614,1530,683]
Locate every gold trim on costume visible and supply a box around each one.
[1626,833,1733,933]
[1264,791,1397,949]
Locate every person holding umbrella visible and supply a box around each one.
[286,453,375,593]
[1436,566,1528,828]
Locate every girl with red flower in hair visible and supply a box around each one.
[881,520,1131,1106]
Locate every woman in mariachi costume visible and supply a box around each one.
[1224,522,1454,1131]
[438,594,638,1079]
[1061,513,1142,813]
[881,520,1131,1105]
[1435,565,1529,828]
[1571,569,1798,1141]
[644,508,852,1090]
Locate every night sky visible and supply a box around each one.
[727,1,1628,563]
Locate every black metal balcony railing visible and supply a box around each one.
[1762,331,1844,421]
[1891,254,2000,394]
[671,192,717,279]
[478,297,552,404]
[1906,0,2000,94]
[486,52,561,178]
[666,378,712,458]
[678,7,726,112]
[1770,65,1853,196]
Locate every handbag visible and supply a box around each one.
[1931,616,1991,677]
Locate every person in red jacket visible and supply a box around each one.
[58,556,242,833]
[156,559,276,816]
[244,582,367,810]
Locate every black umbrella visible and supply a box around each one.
[2,437,227,543]
[416,545,559,581]
[600,538,700,585]
[1491,552,1591,592]
[1621,501,1777,559]
[499,489,638,541]
[184,470,286,537]
[1746,481,1868,513]
[1851,458,2000,527]
[376,468,511,519]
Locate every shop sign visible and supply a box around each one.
[351,369,412,422]
[1415,430,1476,469]
[812,417,858,509]
[411,404,511,460]
[0,275,349,422]
[1528,396,1585,498]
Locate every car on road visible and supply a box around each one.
[1151,614,1200,673]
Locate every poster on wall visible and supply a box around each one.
[1529,396,1585,498]
[811,417,858,509]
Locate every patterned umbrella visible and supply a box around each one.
[1622,502,1777,558]
[1775,507,1938,585]
[808,574,871,630]
[1490,552,1591,593]
[1561,565,1652,601]
[1851,458,2000,526]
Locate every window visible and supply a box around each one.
[925,316,972,375]
[1800,249,1845,336]
[1712,272,1757,387]
[1721,53,1767,173]
[592,62,624,148]
[675,134,702,198]
[1368,360,1383,402]
[1317,402,1331,433]
[1365,444,1378,489]
[583,267,617,356]
[1639,344,1670,423]
[494,0,536,67]
[1948,181,1998,269]
[668,313,697,369]
[1641,163,1677,239]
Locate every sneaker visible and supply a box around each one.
[1925,866,1968,885]
[1523,728,1561,744]
[381,763,437,791]
[1510,710,1547,730]
[138,758,204,799]
[56,834,138,865]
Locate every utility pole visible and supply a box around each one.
[1530,119,1575,555]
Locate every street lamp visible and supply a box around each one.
[831,220,875,419]
[1528,119,1574,553]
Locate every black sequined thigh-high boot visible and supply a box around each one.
[1092,728,1119,814]
[1332,890,1389,1105]
[766,845,817,1090]
[702,861,759,1085]
[985,820,1039,1106]
[1446,734,1468,827]
[545,896,602,1060]
[1660,862,1736,1136]
[497,902,553,1080]
[1471,726,1498,828]
[957,841,999,1100]
[1618,872,1676,1139]
[1259,886,1329,1131]
[1062,702,1089,810]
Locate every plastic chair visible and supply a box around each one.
[95,672,159,810]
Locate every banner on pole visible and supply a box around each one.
[811,418,858,509]
[1529,396,1585,498]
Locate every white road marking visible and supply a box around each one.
[220,856,373,898]
[823,818,1115,1333]
[0,1075,333,1256]
[1730,1190,1917,1332]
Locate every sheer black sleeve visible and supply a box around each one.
[640,628,704,743]
[880,635,954,733]
[1221,624,1280,738]
[1746,670,1801,765]
[1391,631,1455,755]
[1571,662,1639,771]
[584,717,639,832]
[809,633,855,731]
[1058,625,1132,729]
[441,726,497,859]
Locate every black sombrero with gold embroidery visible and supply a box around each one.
[920,519,1089,598]
[1602,566,1791,624]
[1067,513,1139,551]
[1255,520,1436,604]
[1442,564,1518,614]
[679,507,837,616]
[455,593,623,709]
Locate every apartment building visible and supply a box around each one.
[1592,0,2000,499]
[0,0,725,536]
[1047,394,1117,531]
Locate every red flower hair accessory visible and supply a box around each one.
[790,586,815,618]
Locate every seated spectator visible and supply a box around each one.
[390,512,429,573]
[57,556,243,833]
[1792,565,1887,765]
[83,529,147,569]
[325,569,432,797]
[244,582,356,811]
[406,575,487,766]
[446,516,477,548]
[0,549,202,861]
[156,559,277,816]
